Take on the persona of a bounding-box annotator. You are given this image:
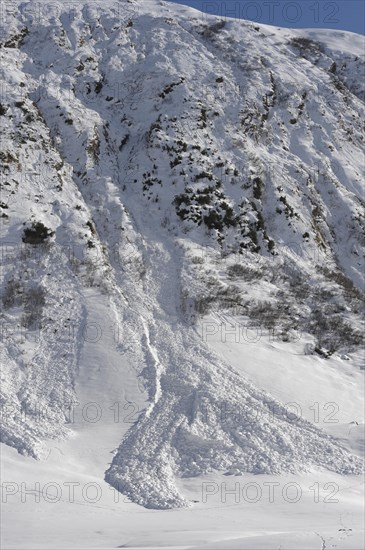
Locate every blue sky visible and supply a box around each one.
[168,1,365,34]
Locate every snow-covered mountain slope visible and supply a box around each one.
[0,0,364,512]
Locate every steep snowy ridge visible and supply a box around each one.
[0,0,364,510]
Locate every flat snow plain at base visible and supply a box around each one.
[2,446,364,549]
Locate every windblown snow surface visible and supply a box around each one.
[0,0,364,547]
